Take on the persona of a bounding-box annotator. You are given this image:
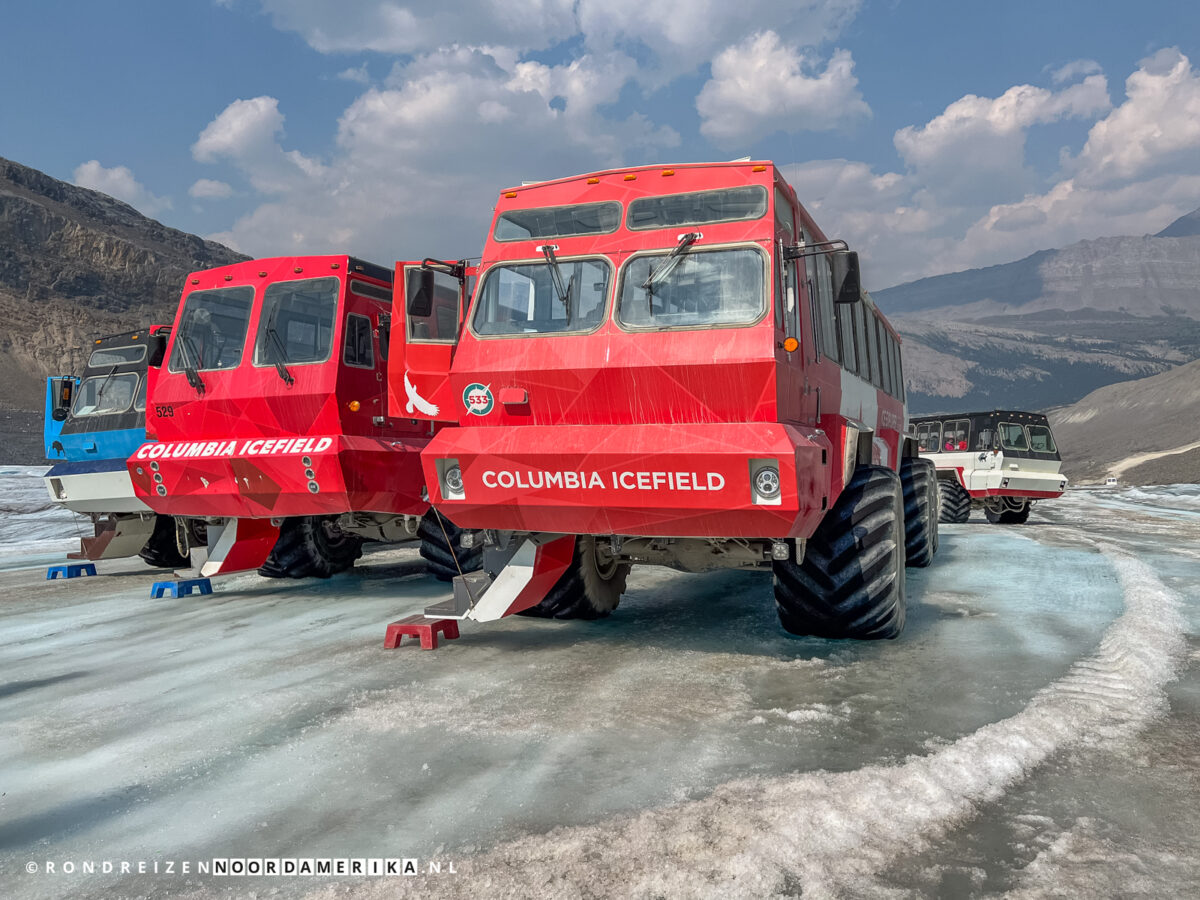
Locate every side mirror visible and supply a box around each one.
[407,269,435,318]
[147,330,169,368]
[833,250,861,304]
[52,407,68,422]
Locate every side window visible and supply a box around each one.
[942,418,970,451]
[876,319,891,395]
[917,422,940,453]
[805,245,839,362]
[853,302,870,380]
[343,314,374,368]
[134,377,146,412]
[407,269,461,343]
[836,295,857,374]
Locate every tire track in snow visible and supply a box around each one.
[306,546,1186,900]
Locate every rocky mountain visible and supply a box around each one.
[1049,356,1200,485]
[0,156,247,410]
[874,213,1200,414]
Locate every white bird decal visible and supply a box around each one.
[404,372,440,416]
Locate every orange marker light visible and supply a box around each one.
[783,337,799,352]
[587,177,600,184]
[224,275,233,281]
[330,262,340,269]
[348,400,361,412]
[191,278,199,284]
[623,174,637,181]
[752,165,766,172]
[293,267,303,273]
[259,271,267,277]
[661,169,675,176]
[504,191,518,198]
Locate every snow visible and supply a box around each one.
[0,473,1196,899]
[0,466,82,566]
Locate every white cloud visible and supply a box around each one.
[696,33,870,146]
[254,0,861,85]
[188,178,233,199]
[893,75,1110,206]
[1072,48,1200,187]
[1051,58,1102,84]
[198,49,678,262]
[192,96,328,195]
[72,160,172,217]
[777,51,1200,288]
[336,64,371,85]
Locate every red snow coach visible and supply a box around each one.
[393,162,938,640]
[128,255,477,579]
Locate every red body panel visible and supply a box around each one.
[396,162,908,542]
[131,255,431,520]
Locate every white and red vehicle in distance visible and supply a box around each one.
[393,160,939,640]
[912,410,1068,524]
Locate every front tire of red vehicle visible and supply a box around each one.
[258,515,363,579]
[518,535,630,620]
[772,466,906,640]
[418,510,483,582]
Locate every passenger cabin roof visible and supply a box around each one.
[911,410,1051,425]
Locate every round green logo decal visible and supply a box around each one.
[463,382,494,416]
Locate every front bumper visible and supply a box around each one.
[422,422,833,539]
[128,434,429,519]
[45,458,149,515]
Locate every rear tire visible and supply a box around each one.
[418,510,483,582]
[138,515,190,569]
[938,480,972,524]
[984,500,1031,525]
[772,466,906,640]
[899,457,938,567]
[258,515,363,579]
[518,535,630,620]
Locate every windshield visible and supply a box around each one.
[495,201,622,241]
[1027,424,1057,454]
[88,344,146,367]
[253,277,338,367]
[626,186,767,231]
[472,258,611,336]
[168,286,254,372]
[71,373,139,417]
[617,247,765,329]
[999,422,1030,451]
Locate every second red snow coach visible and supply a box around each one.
[128,255,477,579]
[395,161,938,639]
[913,410,1068,524]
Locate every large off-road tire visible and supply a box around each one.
[899,457,938,568]
[418,510,483,582]
[138,514,190,568]
[984,500,1031,525]
[518,535,630,620]
[258,515,364,579]
[772,466,906,640]
[938,479,972,524]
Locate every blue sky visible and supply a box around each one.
[3,0,1199,290]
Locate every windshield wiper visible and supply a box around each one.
[262,306,295,386]
[177,335,207,395]
[642,231,702,297]
[94,364,120,408]
[537,244,572,316]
